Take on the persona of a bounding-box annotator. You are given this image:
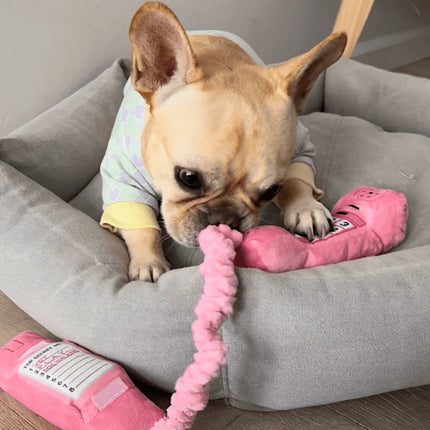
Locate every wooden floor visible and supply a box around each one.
[1,57,430,430]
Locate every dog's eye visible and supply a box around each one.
[259,185,281,202]
[175,167,204,191]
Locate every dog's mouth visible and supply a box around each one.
[167,207,259,248]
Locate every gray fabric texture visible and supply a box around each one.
[1,56,430,411]
[0,59,129,201]
[325,57,430,137]
[69,173,104,222]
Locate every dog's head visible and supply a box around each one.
[129,2,346,246]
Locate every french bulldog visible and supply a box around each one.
[105,2,347,282]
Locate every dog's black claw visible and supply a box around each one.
[295,230,311,241]
[328,217,335,231]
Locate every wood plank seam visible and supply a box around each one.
[0,393,39,430]
[326,405,373,430]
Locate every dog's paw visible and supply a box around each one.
[282,197,332,241]
[128,256,171,282]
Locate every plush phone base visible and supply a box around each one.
[0,331,165,430]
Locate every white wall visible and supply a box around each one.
[361,0,429,41]
[1,0,429,136]
[354,0,430,69]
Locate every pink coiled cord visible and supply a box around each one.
[152,225,243,430]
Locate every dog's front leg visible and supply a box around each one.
[119,228,170,282]
[276,163,332,241]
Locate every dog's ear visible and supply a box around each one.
[129,2,203,105]
[272,32,347,114]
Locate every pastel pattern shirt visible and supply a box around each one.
[100,80,161,231]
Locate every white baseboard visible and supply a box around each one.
[352,25,430,70]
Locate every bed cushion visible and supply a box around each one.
[0,59,129,201]
[324,57,430,137]
[1,58,430,412]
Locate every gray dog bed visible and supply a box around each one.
[1,56,429,411]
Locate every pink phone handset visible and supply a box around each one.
[234,187,408,272]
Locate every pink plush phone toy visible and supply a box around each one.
[235,186,408,272]
[0,187,407,430]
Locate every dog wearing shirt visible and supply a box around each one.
[100,2,347,282]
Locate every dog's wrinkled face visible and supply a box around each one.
[129,2,347,246]
[142,69,296,246]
